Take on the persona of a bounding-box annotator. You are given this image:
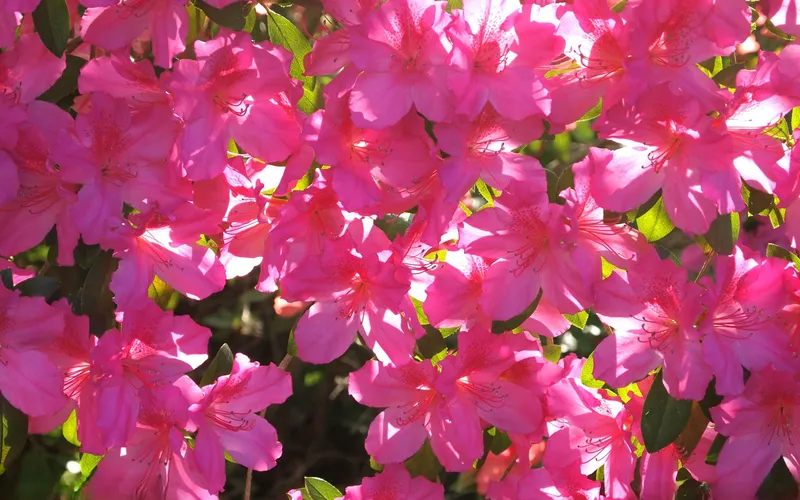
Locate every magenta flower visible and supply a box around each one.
[53,92,182,245]
[697,247,794,395]
[0,2,41,48]
[347,0,454,128]
[0,288,68,417]
[591,250,713,400]
[84,378,214,499]
[457,168,591,320]
[80,0,188,69]
[590,85,739,235]
[513,428,602,500]
[340,464,444,500]
[82,304,210,453]
[169,32,301,180]
[280,219,419,365]
[445,0,554,120]
[78,54,172,106]
[0,101,81,265]
[191,353,291,494]
[0,34,65,103]
[105,201,226,310]
[711,367,800,498]
[305,0,377,76]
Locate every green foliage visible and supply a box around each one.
[0,394,28,475]
[635,198,674,242]
[766,243,800,270]
[704,212,740,255]
[267,9,322,114]
[303,477,342,500]
[404,440,441,481]
[641,371,692,453]
[195,0,255,31]
[199,343,235,386]
[580,352,606,389]
[62,410,80,447]
[564,310,588,330]
[32,0,70,56]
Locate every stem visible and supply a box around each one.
[243,354,294,500]
[693,251,715,284]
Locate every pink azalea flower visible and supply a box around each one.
[0,34,65,103]
[0,101,81,265]
[457,167,592,319]
[0,287,69,417]
[78,54,172,106]
[697,246,794,395]
[423,249,570,337]
[590,85,739,235]
[81,304,210,452]
[302,81,439,214]
[512,428,602,500]
[546,375,636,499]
[445,0,554,120]
[591,250,713,400]
[340,463,444,500]
[53,92,182,245]
[219,157,285,280]
[191,353,292,494]
[305,0,378,75]
[104,201,226,310]
[434,105,545,212]
[80,0,187,69]
[761,0,800,37]
[280,219,420,365]
[0,1,40,47]
[257,171,356,293]
[347,0,454,128]
[29,299,96,434]
[169,32,301,180]
[84,377,215,499]
[710,367,800,498]
[622,0,749,110]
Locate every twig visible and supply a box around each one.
[243,354,294,500]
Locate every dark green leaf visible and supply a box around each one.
[636,198,674,242]
[266,9,322,113]
[0,394,28,474]
[704,212,740,255]
[744,184,775,215]
[15,276,59,301]
[404,439,441,481]
[196,0,253,31]
[32,0,70,56]
[38,55,87,106]
[17,449,55,500]
[287,328,298,356]
[712,63,745,88]
[199,343,235,386]
[673,401,709,460]
[491,288,543,333]
[489,429,512,455]
[303,477,342,500]
[641,371,692,453]
[79,249,117,335]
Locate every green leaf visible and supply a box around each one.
[564,310,588,330]
[369,456,384,472]
[303,477,342,500]
[199,343,235,386]
[491,288,543,333]
[38,55,86,106]
[712,63,744,88]
[196,0,253,30]
[636,198,674,242]
[704,212,740,255]
[287,328,298,356]
[474,179,494,207]
[446,0,462,10]
[673,402,710,460]
[17,449,54,500]
[766,243,800,271]
[489,429,512,454]
[267,9,322,114]
[404,439,442,481]
[15,276,59,301]
[743,184,775,215]
[79,453,102,477]
[611,0,627,13]
[792,107,800,132]
[580,352,606,389]
[641,370,692,453]
[0,394,28,474]
[62,410,80,446]
[543,344,562,363]
[32,0,70,56]
[577,98,602,122]
[79,249,117,335]
[148,276,179,310]
[765,117,792,143]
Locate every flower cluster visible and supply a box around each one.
[4,0,800,497]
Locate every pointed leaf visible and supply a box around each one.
[636,198,674,242]
[62,410,80,446]
[580,352,605,389]
[32,0,70,57]
[303,477,342,500]
[641,371,692,453]
[0,394,28,474]
[491,288,543,333]
[199,344,234,387]
[704,212,740,255]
